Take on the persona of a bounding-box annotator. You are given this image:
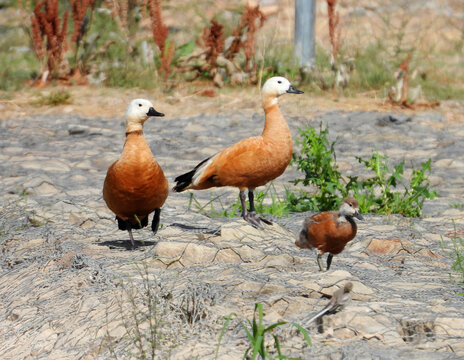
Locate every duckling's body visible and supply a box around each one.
[296,197,363,271]
[173,76,303,227]
[103,99,167,248]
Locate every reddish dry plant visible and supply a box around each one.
[327,0,341,62]
[200,20,225,70]
[106,0,129,34]
[147,0,168,53]
[388,54,440,109]
[226,4,266,72]
[398,53,411,105]
[71,0,96,44]
[147,0,175,81]
[30,0,69,80]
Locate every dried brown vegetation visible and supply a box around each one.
[327,0,341,62]
[225,4,266,73]
[71,0,96,45]
[201,20,225,71]
[388,54,440,109]
[178,4,266,86]
[147,0,175,82]
[106,0,130,35]
[30,0,69,83]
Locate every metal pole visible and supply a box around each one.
[294,0,316,70]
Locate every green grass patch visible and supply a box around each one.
[188,182,289,218]
[33,90,72,106]
[441,221,464,295]
[216,303,311,360]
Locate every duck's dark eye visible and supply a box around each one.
[349,203,353,207]
[278,80,282,84]
[138,103,142,107]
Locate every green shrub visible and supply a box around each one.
[288,124,438,216]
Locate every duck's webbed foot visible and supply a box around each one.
[243,211,272,228]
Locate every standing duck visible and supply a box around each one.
[103,99,168,248]
[296,197,363,271]
[172,76,303,227]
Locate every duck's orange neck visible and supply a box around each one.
[261,102,290,140]
[125,130,143,137]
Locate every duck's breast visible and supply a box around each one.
[103,135,168,219]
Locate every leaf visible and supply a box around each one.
[215,312,236,360]
[291,323,312,347]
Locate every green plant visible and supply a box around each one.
[188,182,289,218]
[290,123,346,212]
[440,221,464,295]
[355,154,438,216]
[34,90,71,106]
[451,202,464,210]
[216,303,311,360]
[288,124,438,216]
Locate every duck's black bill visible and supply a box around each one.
[287,85,304,94]
[147,107,164,117]
[355,211,364,220]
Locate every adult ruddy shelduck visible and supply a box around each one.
[296,197,363,271]
[103,99,168,248]
[172,76,303,227]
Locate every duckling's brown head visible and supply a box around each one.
[339,196,363,220]
[125,98,164,133]
[261,76,303,109]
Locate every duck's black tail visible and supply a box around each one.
[172,156,211,192]
[117,216,148,230]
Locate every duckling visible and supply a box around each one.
[296,197,363,271]
[173,76,303,227]
[103,99,168,248]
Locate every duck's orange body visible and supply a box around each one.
[297,197,363,270]
[187,105,292,191]
[103,131,168,224]
[102,98,167,248]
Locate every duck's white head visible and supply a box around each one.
[125,98,164,133]
[261,76,303,107]
[339,196,363,220]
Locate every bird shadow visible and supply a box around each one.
[169,222,220,235]
[97,239,157,251]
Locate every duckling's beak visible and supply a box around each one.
[354,211,364,220]
[287,85,304,94]
[147,107,164,117]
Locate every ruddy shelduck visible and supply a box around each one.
[103,99,168,248]
[296,197,363,271]
[173,76,303,227]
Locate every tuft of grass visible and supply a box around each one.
[216,303,311,360]
[188,182,289,218]
[288,123,438,216]
[34,90,72,106]
[105,262,180,359]
[440,221,464,295]
[451,202,464,210]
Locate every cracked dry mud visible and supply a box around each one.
[1,105,464,359]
